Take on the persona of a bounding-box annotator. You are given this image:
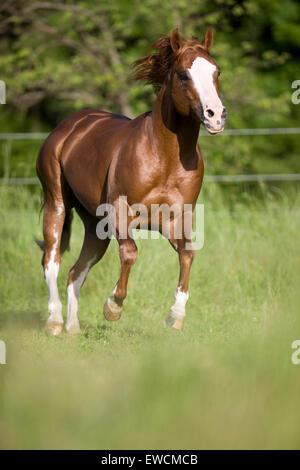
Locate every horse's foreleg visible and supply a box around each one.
[67,220,110,334]
[103,238,138,321]
[166,238,195,330]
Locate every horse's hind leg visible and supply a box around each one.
[66,211,110,334]
[42,197,67,335]
[37,139,74,335]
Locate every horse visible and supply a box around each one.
[36,27,226,336]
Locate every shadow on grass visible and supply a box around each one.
[80,318,152,343]
[0,311,43,330]
[80,320,113,342]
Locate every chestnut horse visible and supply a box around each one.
[36,28,226,335]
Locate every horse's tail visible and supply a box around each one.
[35,208,73,256]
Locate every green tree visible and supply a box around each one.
[0,0,299,176]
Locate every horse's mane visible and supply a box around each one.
[133,33,205,93]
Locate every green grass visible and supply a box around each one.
[0,184,300,449]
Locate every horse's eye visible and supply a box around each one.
[178,71,189,81]
[217,70,221,77]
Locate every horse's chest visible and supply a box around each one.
[142,186,183,208]
[141,167,201,206]
[134,173,200,211]
[114,150,203,208]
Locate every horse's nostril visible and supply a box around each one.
[222,107,227,119]
[206,109,214,118]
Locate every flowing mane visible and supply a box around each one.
[133,32,205,93]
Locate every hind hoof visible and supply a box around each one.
[103,297,122,322]
[45,319,64,336]
[165,309,185,331]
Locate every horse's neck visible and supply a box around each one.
[151,85,200,165]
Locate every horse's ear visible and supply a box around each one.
[170,28,183,54]
[202,27,213,52]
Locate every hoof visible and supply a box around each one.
[165,308,185,331]
[103,297,122,322]
[45,319,64,336]
[66,322,81,335]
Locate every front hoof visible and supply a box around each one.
[45,319,64,336]
[165,308,185,331]
[103,297,122,322]
[66,322,81,335]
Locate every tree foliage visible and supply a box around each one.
[0,0,300,175]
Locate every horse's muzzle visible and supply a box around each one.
[203,120,225,134]
[195,106,227,134]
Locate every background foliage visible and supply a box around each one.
[0,0,300,177]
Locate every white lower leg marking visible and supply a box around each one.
[107,284,123,313]
[67,256,96,328]
[165,286,189,329]
[45,230,62,322]
[171,286,189,318]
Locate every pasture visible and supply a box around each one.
[0,183,299,449]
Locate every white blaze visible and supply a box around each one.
[188,57,222,110]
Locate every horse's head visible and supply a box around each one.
[169,28,227,134]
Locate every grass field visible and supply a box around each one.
[0,183,300,450]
